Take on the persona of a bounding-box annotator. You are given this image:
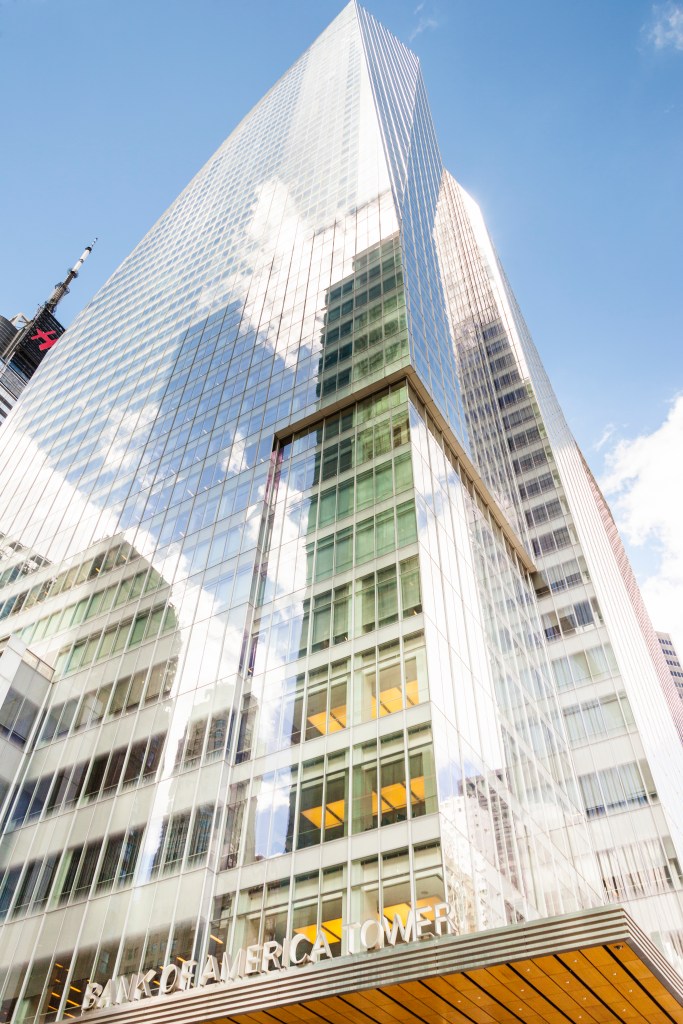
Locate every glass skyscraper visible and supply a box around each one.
[1,6,683,1023]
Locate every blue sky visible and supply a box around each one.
[2,0,683,637]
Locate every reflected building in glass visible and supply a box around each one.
[1,5,683,1022]
[434,175,683,956]
[657,632,683,699]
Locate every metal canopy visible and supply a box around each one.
[80,907,683,1024]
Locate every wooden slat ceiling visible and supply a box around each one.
[220,944,683,1024]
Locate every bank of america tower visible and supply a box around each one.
[2,6,683,1023]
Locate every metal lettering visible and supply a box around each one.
[179,959,197,990]
[221,949,245,981]
[97,979,114,1008]
[261,941,283,971]
[115,976,134,1005]
[383,911,416,946]
[415,907,433,938]
[310,931,333,962]
[244,944,262,974]
[287,933,312,965]
[360,919,384,950]
[82,982,102,1010]
[200,955,221,985]
[433,902,452,936]
[343,922,361,954]
[78,899,459,1011]
[133,970,157,999]
[159,963,180,995]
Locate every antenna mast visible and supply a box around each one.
[2,240,97,367]
[44,239,97,314]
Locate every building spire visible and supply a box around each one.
[44,238,97,314]
[0,239,97,373]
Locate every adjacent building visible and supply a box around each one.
[435,174,683,958]
[658,631,683,699]
[0,244,95,426]
[0,312,66,427]
[0,6,682,1023]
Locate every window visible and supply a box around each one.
[356,470,374,510]
[164,813,191,869]
[96,834,125,891]
[0,689,40,747]
[102,749,126,794]
[12,860,42,915]
[532,526,572,556]
[188,806,214,863]
[84,755,108,800]
[579,762,653,817]
[551,643,617,690]
[58,846,85,904]
[26,776,51,821]
[311,593,332,652]
[514,449,547,475]
[400,556,421,615]
[144,733,166,777]
[184,720,207,765]
[377,568,399,627]
[44,770,70,815]
[598,840,676,900]
[355,518,374,563]
[118,829,142,883]
[122,740,147,786]
[73,843,100,900]
[0,867,21,921]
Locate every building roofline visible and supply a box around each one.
[277,365,536,575]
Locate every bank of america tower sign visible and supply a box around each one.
[2,5,683,1023]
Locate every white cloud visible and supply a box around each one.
[409,4,439,41]
[649,3,683,51]
[594,422,616,452]
[600,395,683,648]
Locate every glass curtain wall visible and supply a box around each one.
[0,7,600,1022]
[435,169,683,964]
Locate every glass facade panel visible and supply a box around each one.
[435,161,683,959]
